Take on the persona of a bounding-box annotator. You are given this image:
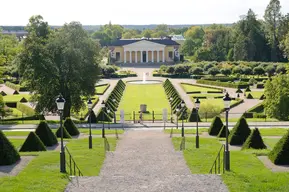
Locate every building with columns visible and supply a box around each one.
[109,38,180,64]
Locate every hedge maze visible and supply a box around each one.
[95,80,126,122]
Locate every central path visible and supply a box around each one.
[65,130,228,192]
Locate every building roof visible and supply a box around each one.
[110,38,180,46]
[171,35,185,41]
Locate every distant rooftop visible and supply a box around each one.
[171,34,185,41]
[110,37,179,46]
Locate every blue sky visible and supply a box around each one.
[1,0,289,25]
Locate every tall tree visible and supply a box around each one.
[264,0,283,61]
[18,16,101,117]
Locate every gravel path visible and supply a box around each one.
[65,130,228,192]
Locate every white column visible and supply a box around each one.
[157,50,160,62]
[152,50,154,63]
[135,51,137,63]
[162,49,165,62]
[141,50,143,63]
[129,51,132,63]
[146,50,148,63]
[124,50,126,63]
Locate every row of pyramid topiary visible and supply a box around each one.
[208,116,289,165]
[93,80,126,123]
[236,88,265,100]
[20,118,79,152]
[163,79,190,120]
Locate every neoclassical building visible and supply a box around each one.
[109,38,180,64]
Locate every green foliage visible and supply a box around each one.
[217,125,229,138]
[245,87,251,92]
[35,121,58,146]
[229,117,251,145]
[5,82,20,91]
[197,79,249,89]
[55,126,72,139]
[236,88,243,93]
[19,132,46,152]
[208,67,220,76]
[0,130,20,165]
[187,108,201,122]
[242,128,267,150]
[16,102,35,116]
[208,116,223,136]
[246,93,254,99]
[64,118,80,136]
[0,95,5,117]
[269,129,289,165]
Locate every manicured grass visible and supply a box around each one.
[117,84,171,118]
[0,137,117,192]
[250,91,264,99]
[259,128,289,136]
[173,137,289,192]
[263,138,281,148]
[78,129,124,135]
[164,128,208,134]
[181,83,220,93]
[4,131,30,137]
[75,95,99,118]
[196,99,239,110]
[3,94,31,102]
[9,138,25,149]
[95,84,109,95]
[10,108,24,116]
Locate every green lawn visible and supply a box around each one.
[263,138,281,148]
[9,138,25,150]
[259,128,288,136]
[10,108,24,116]
[95,84,109,95]
[181,83,220,93]
[73,95,99,118]
[0,137,117,192]
[172,137,289,192]
[164,128,208,134]
[117,84,171,118]
[3,94,31,102]
[250,91,264,99]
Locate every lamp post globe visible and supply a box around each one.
[88,98,93,149]
[56,94,66,173]
[195,98,200,148]
[223,92,231,171]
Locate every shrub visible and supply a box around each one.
[217,125,229,138]
[5,82,20,91]
[236,88,243,93]
[242,128,267,150]
[260,94,265,100]
[256,83,264,89]
[0,130,20,165]
[245,87,251,92]
[208,116,223,136]
[197,79,249,89]
[19,132,46,152]
[246,93,254,99]
[268,129,289,165]
[187,108,201,122]
[64,118,80,136]
[17,102,35,116]
[96,109,112,122]
[88,110,97,123]
[55,126,72,139]
[229,117,251,145]
[199,103,222,119]
[35,121,58,146]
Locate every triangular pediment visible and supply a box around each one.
[123,40,166,50]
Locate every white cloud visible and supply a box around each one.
[0,0,289,25]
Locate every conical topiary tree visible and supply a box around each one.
[208,116,223,136]
[217,125,230,138]
[188,108,201,122]
[35,121,58,146]
[246,93,254,99]
[260,94,265,100]
[64,118,80,136]
[242,128,267,150]
[55,126,72,139]
[96,109,112,122]
[88,110,97,123]
[20,132,46,152]
[245,87,251,92]
[269,129,289,165]
[0,130,20,165]
[236,88,243,93]
[229,117,251,145]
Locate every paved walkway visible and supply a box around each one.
[171,79,194,109]
[65,130,228,192]
[227,99,263,118]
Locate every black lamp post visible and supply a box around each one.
[56,94,66,173]
[223,92,231,171]
[181,100,185,137]
[169,97,173,123]
[112,98,116,123]
[87,99,93,149]
[101,100,106,138]
[195,98,200,148]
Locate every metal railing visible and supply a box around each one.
[209,144,225,174]
[65,146,83,176]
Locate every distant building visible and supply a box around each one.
[171,34,185,45]
[1,30,28,40]
[109,38,180,64]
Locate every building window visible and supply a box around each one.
[169,51,173,59]
[116,52,120,61]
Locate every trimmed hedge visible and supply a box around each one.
[268,129,289,165]
[5,82,20,91]
[197,79,249,89]
[208,116,223,136]
[181,82,222,91]
[217,125,229,138]
[256,83,264,89]
[35,121,58,146]
[64,118,80,136]
[246,93,254,99]
[20,132,46,152]
[236,88,243,93]
[247,102,264,113]
[245,87,251,92]
[229,117,251,145]
[55,126,72,139]
[95,83,110,95]
[242,128,267,150]
[0,130,20,165]
[260,94,265,100]
[17,102,35,116]
[188,108,201,122]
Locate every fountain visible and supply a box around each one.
[127,72,162,84]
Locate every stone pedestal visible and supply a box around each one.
[140,104,147,112]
